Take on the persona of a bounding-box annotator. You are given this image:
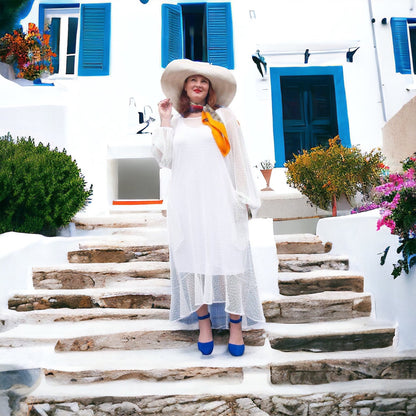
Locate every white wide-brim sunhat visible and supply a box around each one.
[161,59,237,112]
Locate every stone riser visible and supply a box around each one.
[275,241,332,254]
[32,262,170,290]
[43,366,245,383]
[22,390,416,416]
[67,246,169,263]
[278,275,364,296]
[278,258,349,273]
[270,357,416,385]
[54,329,266,352]
[8,293,171,312]
[268,329,395,352]
[263,293,371,323]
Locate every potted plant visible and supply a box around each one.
[257,159,275,191]
[0,23,55,81]
[285,136,385,216]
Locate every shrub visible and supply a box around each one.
[376,154,416,278]
[285,136,385,216]
[0,133,92,235]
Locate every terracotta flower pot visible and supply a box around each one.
[260,169,273,191]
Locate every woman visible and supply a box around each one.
[152,59,264,357]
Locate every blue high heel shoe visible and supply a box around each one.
[228,316,245,357]
[197,313,214,355]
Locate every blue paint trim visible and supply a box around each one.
[270,66,351,167]
[39,3,80,34]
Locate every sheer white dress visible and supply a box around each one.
[152,107,265,329]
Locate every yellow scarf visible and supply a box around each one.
[201,107,230,157]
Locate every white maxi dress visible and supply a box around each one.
[152,107,265,329]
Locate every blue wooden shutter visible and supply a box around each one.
[391,17,411,74]
[161,4,183,68]
[78,3,111,76]
[206,3,234,69]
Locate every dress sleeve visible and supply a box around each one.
[219,108,261,214]
[151,126,174,169]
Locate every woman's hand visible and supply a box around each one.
[158,98,172,127]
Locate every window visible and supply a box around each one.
[44,7,80,75]
[391,17,416,74]
[161,2,234,69]
[39,3,111,76]
[270,67,351,167]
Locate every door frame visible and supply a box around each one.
[270,66,351,167]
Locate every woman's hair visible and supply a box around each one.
[178,77,220,116]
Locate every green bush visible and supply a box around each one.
[285,136,385,216]
[0,133,93,235]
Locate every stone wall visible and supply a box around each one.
[20,391,416,416]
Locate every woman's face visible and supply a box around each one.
[184,74,210,105]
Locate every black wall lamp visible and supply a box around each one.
[304,49,310,64]
[252,50,267,77]
[346,47,359,62]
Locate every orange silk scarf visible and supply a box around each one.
[201,110,230,157]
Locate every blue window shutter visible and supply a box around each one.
[206,3,234,69]
[78,3,111,76]
[161,4,183,68]
[391,17,411,74]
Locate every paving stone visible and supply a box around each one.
[263,292,371,323]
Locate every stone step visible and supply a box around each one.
[67,244,169,263]
[72,213,167,230]
[21,379,416,416]
[0,319,265,350]
[270,354,416,385]
[32,262,170,290]
[8,284,171,312]
[275,233,332,254]
[277,253,349,272]
[2,308,170,327]
[265,318,395,352]
[262,291,371,323]
[278,270,364,296]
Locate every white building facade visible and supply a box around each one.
[0,0,415,214]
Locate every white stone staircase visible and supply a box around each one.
[1,213,416,415]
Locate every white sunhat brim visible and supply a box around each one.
[160,59,237,112]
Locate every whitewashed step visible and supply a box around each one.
[277,253,349,272]
[262,291,371,323]
[275,234,332,254]
[73,213,167,229]
[278,270,364,295]
[32,262,170,290]
[0,319,265,350]
[8,281,171,311]
[265,318,395,352]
